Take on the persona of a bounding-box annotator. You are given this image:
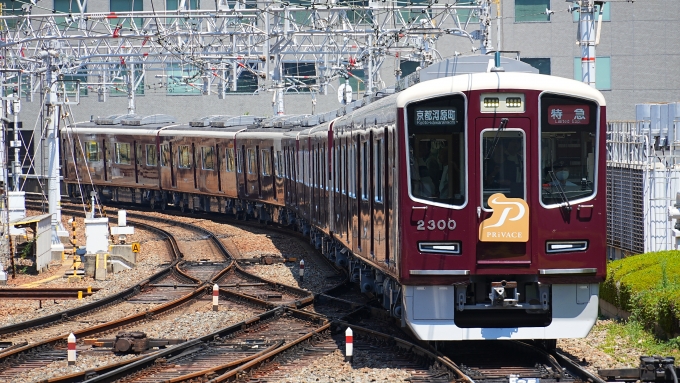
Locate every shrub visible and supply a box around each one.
[601,251,680,337]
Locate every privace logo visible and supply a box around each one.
[479,193,529,242]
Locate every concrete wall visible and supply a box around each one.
[500,0,680,121]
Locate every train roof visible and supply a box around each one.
[396,72,607,108]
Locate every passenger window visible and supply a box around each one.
[375,139,383,203]
[225,147,235,172]
[86,141,100,162]
[114,142,131,165]
[178,145,191,169]
[276,150,282,177]
[202,146,215,170]
[540,95,598,205]
[481,130,525,208]
[146,144,157,166]
[261,149,271,176]
[247,149,256,175]
[160,144,170,167]
[362,141,369,200]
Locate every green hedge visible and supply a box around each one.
[600,251,680,336]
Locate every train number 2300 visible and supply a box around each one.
[416,219,457,231]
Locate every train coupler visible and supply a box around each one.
[489,280,520,307]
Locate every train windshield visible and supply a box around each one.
[540,94,598,205]
[481,130,525,208]
[406,95,466,206]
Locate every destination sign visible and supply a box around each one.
[415,108,457,126]
[548,105,590,125]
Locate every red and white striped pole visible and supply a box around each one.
[212,284,219,312]
[345,327,353,363]
[299,259,305,282]
[67,333,76,365]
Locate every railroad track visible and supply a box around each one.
[19,198,610,383]
[0,205,232,379]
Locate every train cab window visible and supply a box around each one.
[178,145,191,169]
[247,149,256,175]
[86,141,100,162]
[114,142,131,165]
[202,146,215,170]
[161,144,170,167]
[406,94,466,206]
[261,149,271,176]
[481,130,525,208]
[146,144,157,166]
[226,148,236,172]
[540,94,598,205]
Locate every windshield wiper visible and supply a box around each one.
[548,170,572,211]
[484,118,508,161]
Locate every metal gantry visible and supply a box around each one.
[0,0,495,256]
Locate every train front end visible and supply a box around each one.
[397,72,607,341]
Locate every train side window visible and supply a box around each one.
[178,145,191,169]
[247,148,256,175]
[261,149,271,176]
[202,146,215,170]
[161,144,170,167]
[334,145,339,192]
[225,147,235,172]
[283,148,288,179]
[341,144,346,195]
[321,147,326,191]
[86,141,100,162]
[361,141,369,200]
[114,142,131,165]
[375,138,383,203]
[540,94,598,205]
[276,150,282,177]
[146,144,157,166]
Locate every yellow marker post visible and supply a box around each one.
[87,286,92,294]
[131,242,140,253]
[78,291,83,300]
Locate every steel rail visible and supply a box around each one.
[80,305,327,382]
[42,288,295,382]
[0,287,100,299]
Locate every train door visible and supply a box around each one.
[103,139,109,182]
[372,129,386,264]
[192,143,198,189]
[284,146,292,205]
[270,146,276,201]
[133,140,140,184]
[332,139,342,237]
[359,131,372,257]
[255,145,262,197]
[313,143,321,226]
[216,144,222,192]
[320,145,327,230]
[239,144,247,196]
[340,137,349,243]
[475,117,533,266]
[351,133,359,254]
[170,142,176,188]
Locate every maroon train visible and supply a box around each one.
[62,71,607,341]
